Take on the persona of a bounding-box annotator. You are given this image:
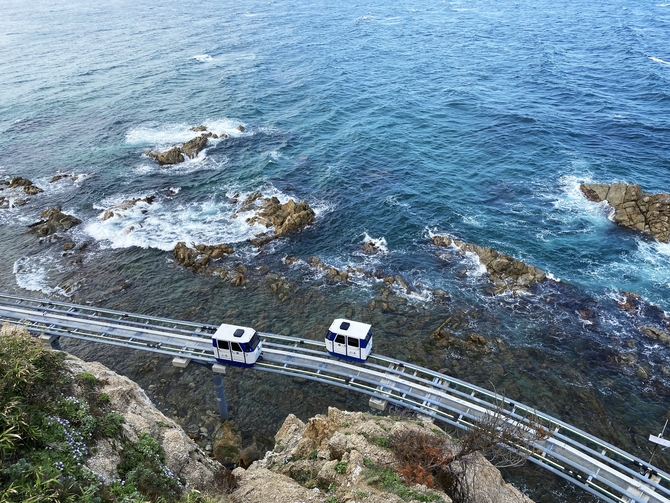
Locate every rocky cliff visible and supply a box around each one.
[231,407,534,503]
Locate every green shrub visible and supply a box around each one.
[335,461,348,474]
[119,432,183,501]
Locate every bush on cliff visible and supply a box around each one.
[0,324,224,503]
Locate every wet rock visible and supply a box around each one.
[63,242,76,251]
[50,173,79,183]
[28,207,81,236]
[617,291,641,314]
[637,366,650,381]
[212,422,243,465]
[239,194,315,246]
[362,240,382,254]
[181,134,209,158]
[146,134,210,165]
[580,183,670,242]
[432,235,547,293]
[237,125,245,132]
[190,125,208,132]
[640,326,670,346]
[173,242,234,273]
[9,176,43,195]
[103,195,155,220]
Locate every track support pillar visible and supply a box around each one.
[213,373,229,421]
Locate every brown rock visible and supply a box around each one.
[580,183,670,242]
[190,125,208,132]
[146,134,209,165]
[9,176,43,195]
[28,207,81,236]
[432,235,546,293]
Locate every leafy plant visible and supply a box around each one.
[335,461,347,474]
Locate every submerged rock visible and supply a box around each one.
[580,183,670,242]
[432,235,547,293]
[28,206,82,236]
[102,195,156,220]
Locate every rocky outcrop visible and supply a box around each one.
[580,183,670,242]
[9,176,44,195]
[28,206,82,236]
[147,127,222,165]
[0,176,43,208]
[236,192,316,246]
[173,242,235,273]
[432,235,547,293]
[232,407,533,503]
[63,356,225,492]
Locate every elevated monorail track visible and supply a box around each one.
[0,292,668,503]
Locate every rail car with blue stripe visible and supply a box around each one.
[325,319,372,362]
[212,323,262,366]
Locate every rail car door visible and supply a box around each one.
[347,336,360,359]
[334,334,346,356]
[215,339,232,362]
[230,342,246,364]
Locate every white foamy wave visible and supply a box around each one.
[86,185,318,252]
[553,174,616,224]
[649,56,670,65]
[361,233,388,253]
[13,256,72,297]
[193,54,214,63]
[126,119,249,148]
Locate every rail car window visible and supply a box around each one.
[249,332,260,349]
[326,331,337,341]
[231,342,242,352]
[362,330,372,347]
[217,340,230,350]
[335,334,346,344]
[348,337,359,348]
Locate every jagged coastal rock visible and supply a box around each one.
[63,356,224,491]
[232,407,533,503]
[0,176,43,208]
[28,206,82,236]
[580,183,670,242]
[236,192,316,246]
[432,235,547,293]
[146,126,223,165]
[173,242,235,273]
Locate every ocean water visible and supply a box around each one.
[2,0,670,499]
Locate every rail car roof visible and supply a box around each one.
[213,323,257,343]
[328,319,372,339]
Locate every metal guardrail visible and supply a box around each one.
[0,292,668,503]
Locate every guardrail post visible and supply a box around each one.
[213,373,229,421]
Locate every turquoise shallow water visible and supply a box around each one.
[2,0,670,499]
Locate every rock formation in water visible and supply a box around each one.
[173,242,235,273]
[0,176,43,208]
[235,192,316,246]
[28,206,82,236]
[432,235,547,293]
[146,126,223,165]
[580,183,670,242]
[8,176,44,195]
[230,407,534,503]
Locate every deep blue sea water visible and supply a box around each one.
[2,0,670,499]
